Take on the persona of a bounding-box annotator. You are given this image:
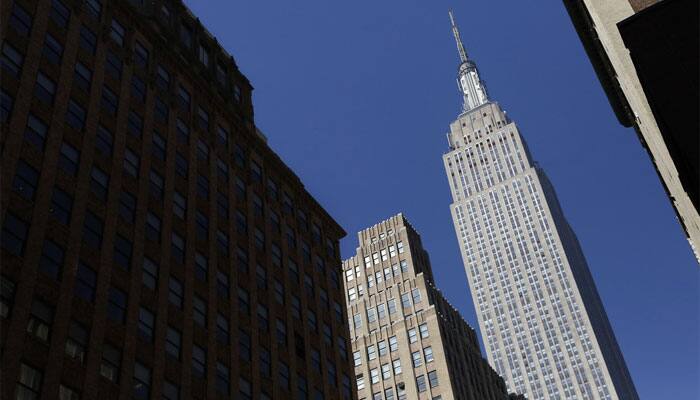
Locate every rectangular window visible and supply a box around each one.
[101,344,121,383]
[134,41,149,68]
[419,323,429,338]
[416,375,426,392]
[107,287,127,323]
[16,363,42,399]
[424,346,434,363]
[257,303,269,331]
[105,51,122,80]
[216,362,230,394]
[86,0,102,19]
[27,299,53,342]
[65,320,88,363]
[96,125,113,155]
[1,213,27,257]
[1,89,13,122]
[128,111,143,137]
[216,313,229,344]
[165,326,181,359]
[198,44,209,66]
[145,212,161,242]
[171,232,184,264]
[392,359,402,375]
[260,347,271,376]
[192,345,206,377]
[59,142,80,176]
[149,170,164,199]
[389,336,398,352]
[75,261,96,302]
[101,86,118,115]
[155,97,169,123]
[173,191,186,219]
[10,3,32,36]
[119,191,136,223]
[217,125,229,147]
[25,114,47,150]
[142,257,158,289]
[408,328,418,343]
[412,351,422,367]
[238,287,250,315]
[370,368,379,384]
[113,235,132,270]
[239,330,251,361]
[123,148,139,177]
[83,211,103,248]
[401,293,412,310]
[66,99,86,131]
[180,25,193,48]
[79,25,97,54]
[50,0,71,28]
[43,33,63,64]
[195,252,208,281]
[138,307,155,341]
[13,160,39,200]
[177,85,190,111]
[378,340,387,356]
[39,239,64,280]
[163,381,179,400]
[1,43,24,77]
[175,152,188,177]
[131,75,146,102]
[193,295,207,327]
[156,66,170,90]
[133,362,151,399]
[152,132,166,161]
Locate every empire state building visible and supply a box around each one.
[442,11,638,400]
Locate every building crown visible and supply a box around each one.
[449,10,489,113]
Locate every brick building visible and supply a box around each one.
[343,214,513,400]
[0,0,356,399]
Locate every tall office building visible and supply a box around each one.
[343,214,513,400]
[441,11,639,399]
[561,0,699,263]
[0,0,356,399]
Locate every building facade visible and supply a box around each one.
[343,214,513,400]
[0,0,356,399]
[562,0,699,263]
[442,12,639,400]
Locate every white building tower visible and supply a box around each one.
[442,11,639,400]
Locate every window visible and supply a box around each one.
[428,370,439,388]
[378,340,387,356]
[192,345,206,378]
[177,85,190,111]
[367,344,377,361]
[90,167,109,200]
[382,363,391,380]
[66,99,86,131]
[239,329,251,361]
[168,277,183,308]
[79,25,97,54]
[419,323,429,338]
[193,295,207,327]
[10,3,32,36]
[175,152,188,177]
[195,252,208,281]
[1,276,16,319]
[216,313,229,344]
[239,377,252,400]
[107,287,127,323]
[370,368,379,384]
[238,287,250,315]
[416,375,427,392]
[156,65,170,90]
[119,191,136,223]
[412,351,422,367]
[171,232,184,264]
[173,191,186,219]
[216,62,227,84]
[408,328,418,343]
[86,0,102,19]
[51,0,71,28]
[165,326,181,359]
[234,177,246,199]
[43,33,63,64]
[291,295,301,319]
[39,239,64,279]
[1,43,23,77]
[27,299,53,342]
[217,270,230,298]
[149,170,164,199]
[278,361,290,389]
[367,307,376,323]
[400,260,408,272]
[163,381,179,400]
[260,347,271,376]
[401,293,411,310]
[113,235,132,270]
[59,142,80,176]
[424,346,434,363]
[377,303,386,320]
[138,307,155,341]
[109,18,126,45]
[124,148,141,178]
[256,264,267,289]
[65,320,88,363]
[197,174,209,198]
[155,97,168,123]
[198,44,209,66]
[180,24,193,48]
[311,348,321,372]
[2,212,27,256]
[13,160,39,200]
[16,363,42,399]
[1,89,13,122]
[412,288,422,305]
[257,303,269,331]
[356,374,365,390]
[101,86,118,115]
[307,309,317,332]
[100,344,121,383]
[152,132,166,161]
[389,336,398,352]
[216,362,230,394]
[128,111,143,137]
[134,41,149,67]
[105,51,122,80]
[217,125,229,147]
[96,125,113,155]
[352,313,362,329]
[142,257,158,289]
[392,359,402,375]
[145,212,161,242]
[25,114,47,150]
[197,107,209,131]
[83,211,103,248]
[133,362,151,399]
[75,261,96,302]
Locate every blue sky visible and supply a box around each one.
[186,1,699,397]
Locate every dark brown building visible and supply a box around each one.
[0,0,356,399]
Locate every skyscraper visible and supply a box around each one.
[0,0,355,399]
[343,214,513,400]
[441,11,639,400]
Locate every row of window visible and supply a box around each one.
[347,260,408,303]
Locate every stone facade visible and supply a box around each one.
[343,214,511,400]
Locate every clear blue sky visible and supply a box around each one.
[186,1,699,397]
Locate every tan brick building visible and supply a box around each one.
[0,0,356,399]
[342,214,512,400]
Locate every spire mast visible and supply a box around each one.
[449,10,468,63]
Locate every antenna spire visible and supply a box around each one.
[449,10,468,63]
